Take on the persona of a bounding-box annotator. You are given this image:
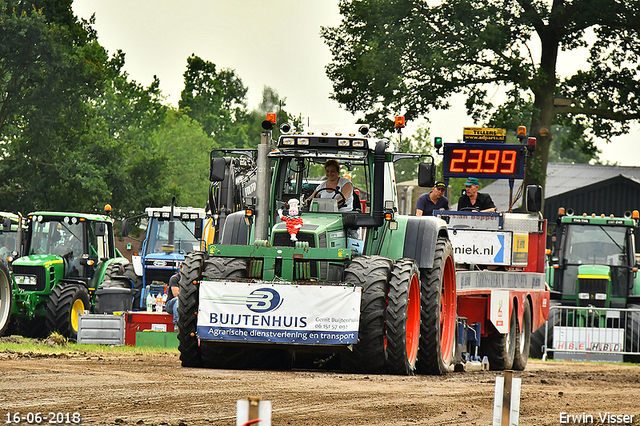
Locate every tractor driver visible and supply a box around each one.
[306,159,354,212]
[457,177,497,213]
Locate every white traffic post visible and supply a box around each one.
[236,396,272,426]
[492,370,521,426]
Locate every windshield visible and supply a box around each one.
[28,218,84,258]
[563,225,629,266]
[0,230,18,256]
[273,154,370,213]
[145,218,199,255]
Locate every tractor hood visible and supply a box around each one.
[13,254,64,269]
[577,264,611,279]
[273,214,344,235]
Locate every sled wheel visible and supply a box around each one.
[623,304,640,363]
[0,262,12,336]
[177,252,205,367]
[386,259,420,375]
[531,300,560,359]
[416,238,456,375]
[45,284,90,340]
[340,256,392,374]
[513,299,532,370]
[482,303,517,370]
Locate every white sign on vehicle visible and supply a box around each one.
[436,212,502,230]
[449,229,512,265]
[490,290,511,334]
[553,327,625,352]
[197,281,361,345]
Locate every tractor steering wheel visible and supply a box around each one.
[459,206,480,212]
[314,187,346,209]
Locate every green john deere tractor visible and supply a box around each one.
[10,208,129,339]
[531,209,640,362]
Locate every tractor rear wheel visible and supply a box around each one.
[45,284,90,340]
[0,261,12,336]
[99,262,143,309]
[482,304,517,370]
[623,304,640,363]
[340,256,392,374]
[416,238,456,375]
[177,252,205,367]
[386,259,421,375]
[513,300,532,370]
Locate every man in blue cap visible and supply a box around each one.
[416,181,449,216]
[457,177,497,212]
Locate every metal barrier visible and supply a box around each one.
[542,305,640,362]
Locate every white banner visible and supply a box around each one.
[553,326,625,352]
[197,281,361,345]
[450,229,512,265]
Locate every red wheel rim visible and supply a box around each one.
[406,272,421,365]
[440,254,456,362]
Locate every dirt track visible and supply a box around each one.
[0,348,639,426]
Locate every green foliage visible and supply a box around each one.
[179,54,248,145]
[322,0,640,187]
[150,109,214,207]
[394,123,435,183]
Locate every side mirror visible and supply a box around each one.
[2,217,11,231]
[121,219,130,237]
[95,222,106,237]
[526,185,543,212]
[418,162,436,187]
[209,157,226,182]
[194,218,203,240]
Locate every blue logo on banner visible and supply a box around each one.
[493,235,504,262]
[246,288,283,313]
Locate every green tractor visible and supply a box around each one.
[177,121,459,375]
[10,208,129,339]
[531,209,640,361]
[0,212,26,336]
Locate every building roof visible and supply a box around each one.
[475,163,640,211]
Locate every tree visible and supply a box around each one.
[322,0,640,188]
[150,109,214,207]
[0,0,114,212]
[178,54,248,145]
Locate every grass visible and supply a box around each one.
[0,334,179,355]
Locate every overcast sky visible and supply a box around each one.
[72,0,639,167]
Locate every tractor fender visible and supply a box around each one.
[401,216,450,269]
[220,211,250,245]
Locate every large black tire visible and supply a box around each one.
[100,262,144,309]
[481,304,517,370]
[386,259,421,375]
[416,239,457,375]
[530,300,561,359]
[623,304,640,363]
[340,256,392,374]
[45,284,90,340]
[513,300,532,370]
[0,261,12,336]
[199,257,264,370]
[177,252,205,367]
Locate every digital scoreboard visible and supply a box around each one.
[442,143,526,179]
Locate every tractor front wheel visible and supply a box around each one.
[0,261,12,336]
[386,259,421,375]
[177,252,205,367]
[340,256,392,374]
[45,284,90,340]
[416,238,456,375]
